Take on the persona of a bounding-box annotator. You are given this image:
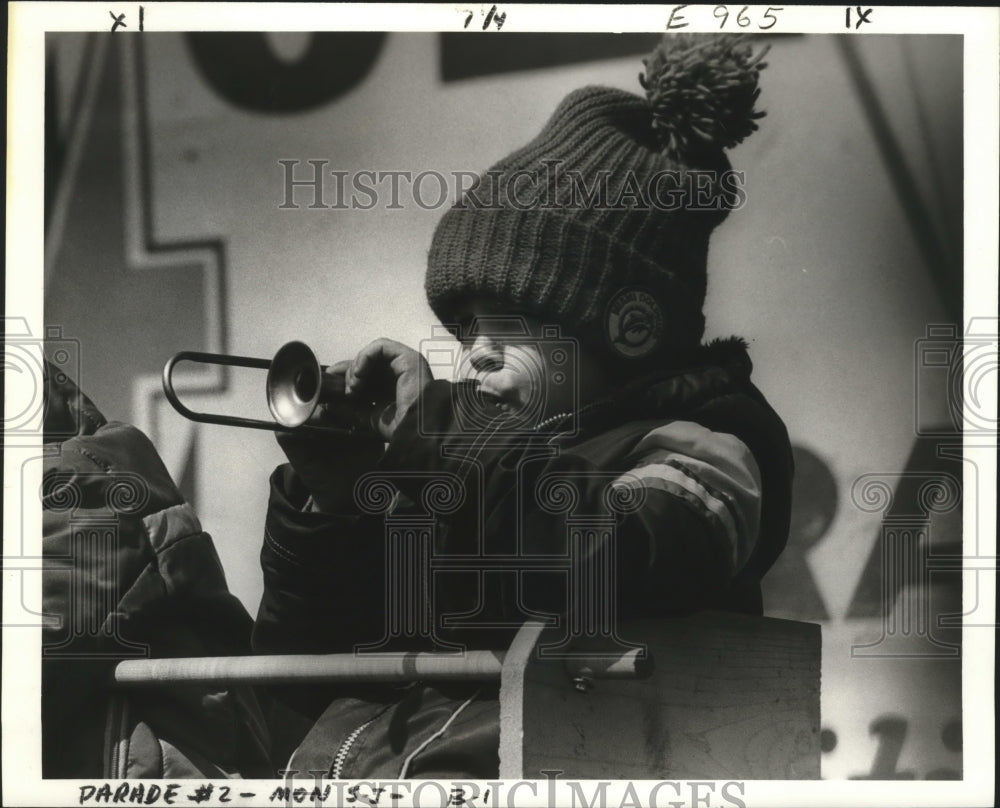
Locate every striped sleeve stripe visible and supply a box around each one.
[660,455,754,569]
[619,421,763,571]
[612,463,740,569]
[634,456,747,536]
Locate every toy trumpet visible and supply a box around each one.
[162,341,389,434]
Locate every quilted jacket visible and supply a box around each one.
[40,365,273,778]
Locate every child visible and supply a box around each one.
[253,33,793,779]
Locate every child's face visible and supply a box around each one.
[451,301,609,425]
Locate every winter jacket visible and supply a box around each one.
[40,364,273,778]
[253,337,794,778]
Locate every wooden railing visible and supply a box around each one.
[113,611,821,779]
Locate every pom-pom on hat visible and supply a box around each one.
[425,33,769,371]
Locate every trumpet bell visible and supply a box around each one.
[266,340,323,428]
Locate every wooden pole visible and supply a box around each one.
[113,645,652,688]
[114,651,505,687]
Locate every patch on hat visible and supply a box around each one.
[606,288,664,359]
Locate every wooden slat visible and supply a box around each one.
[498,621,547,778]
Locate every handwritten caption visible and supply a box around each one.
[109,6,143,32]
[666,5,875,31]
[78,782,479,806]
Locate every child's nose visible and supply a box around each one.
[468,335,503,373]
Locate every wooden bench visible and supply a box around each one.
[114,611,821,779]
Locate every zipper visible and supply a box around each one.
[103,694,129,778]
[329,715,378,780]
[533,396,619,435]
[533,410,573,433]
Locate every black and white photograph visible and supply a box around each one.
[3,4,997,806]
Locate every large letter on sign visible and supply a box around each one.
[185,33,387,113]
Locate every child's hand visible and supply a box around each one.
[345,338,432,441]
[275,359,384,513]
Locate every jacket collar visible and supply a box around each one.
[540,336,753,437]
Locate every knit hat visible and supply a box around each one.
[425,33,768,371]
